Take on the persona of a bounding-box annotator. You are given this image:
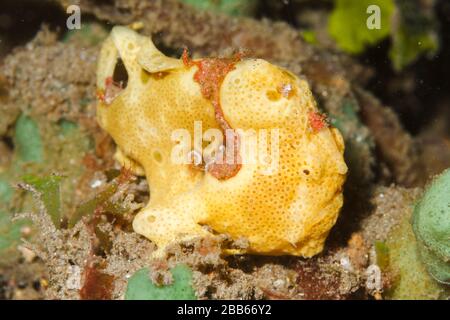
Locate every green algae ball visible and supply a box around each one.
[125,264,197,300]
[412,169,450,284]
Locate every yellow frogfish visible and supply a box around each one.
[96,26,347,257]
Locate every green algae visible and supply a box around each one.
[328,0,438,70]
[0,211,31,265]
[63,23,109,46]
[22,175,63,228]
[0,114,94,261]
[328,0,394,54]
[14,114,43,163]
[0,178,13,204]
[383,209,449,299]
[125,264,197,300]
[390,0,438,71]
[181,0,257,17]
[412,169,450,284]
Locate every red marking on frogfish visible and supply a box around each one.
[309,111,328,133]
[105,76,113,86]
[96,89,105,102]
[98,76,124,105]
[182,48,242,180]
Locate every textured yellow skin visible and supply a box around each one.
[96,27,347,257]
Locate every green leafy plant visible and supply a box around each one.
[328,0,394,54]
[69,170,132,228]
[328,0,438,70]
[21,175,63,228]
